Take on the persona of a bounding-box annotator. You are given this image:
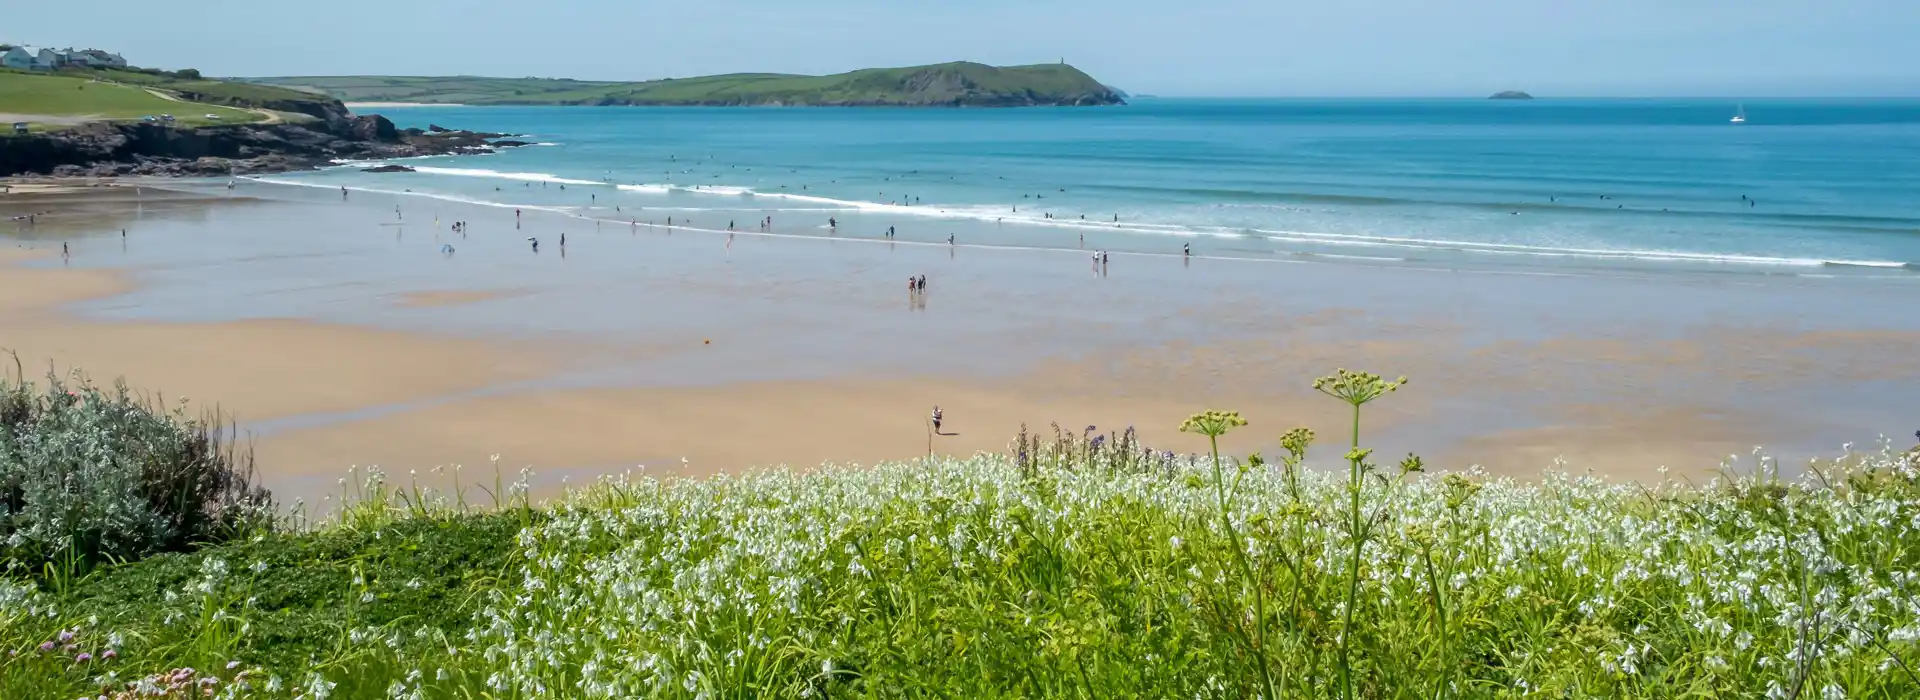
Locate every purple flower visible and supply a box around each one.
[38,641,55,653]
[57,630,74,643]
[75,652,93,663]
[102,649,117,660]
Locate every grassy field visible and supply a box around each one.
[0,70,260,132]
[5,368,1920,698]
[60,68,340,116]
[241,74,630,104]
[250,62,1124,106]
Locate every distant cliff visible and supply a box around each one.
[250,62,1129,108]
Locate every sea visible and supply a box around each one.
[256,98,1920,279]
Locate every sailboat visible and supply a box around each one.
[1730,104,1747,124]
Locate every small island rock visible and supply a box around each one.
[1489,91,1534,100]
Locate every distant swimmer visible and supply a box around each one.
[829,218,838,229]
[729,221,735,231]
[1113,214,1119,222]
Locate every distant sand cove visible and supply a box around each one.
[5,181,1918,501]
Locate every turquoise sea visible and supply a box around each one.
[261,98,1920,278]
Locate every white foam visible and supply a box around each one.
[243,177,570,214]
[406,166,604,186]
[331,165,1920,274]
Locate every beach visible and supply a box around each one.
[7,177,1919,504]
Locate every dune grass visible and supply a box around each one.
[3,369,1919,698]
[0,71,259,132]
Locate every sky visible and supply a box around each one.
[7,0,1917,97]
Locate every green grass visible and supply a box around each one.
[5,371,1920,698]
[61,68,340,114]
[0,70,260,132]
[249,62,1124,106]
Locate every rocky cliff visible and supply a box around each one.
[0,116,520,178]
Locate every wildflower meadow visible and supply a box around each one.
[3,367,1919,698]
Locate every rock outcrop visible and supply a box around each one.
[0,118,523,178]
[1489,91,1535,100]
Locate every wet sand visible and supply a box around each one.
[6,182,1919,502]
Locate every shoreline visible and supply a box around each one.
[7,184,1920,501]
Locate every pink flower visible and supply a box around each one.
[103,649,117,660]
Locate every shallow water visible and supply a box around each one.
[269,99,1920,279]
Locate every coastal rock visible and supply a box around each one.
[1489,91,1534,100]
[427,124,453,133]
[488,140,530,148]
[0,118,528,177]
[361,164,417,173]
[346,114,400,142]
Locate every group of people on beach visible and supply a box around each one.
[906,274,927,296]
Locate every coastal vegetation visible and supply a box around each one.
[0,71,261,131]
[4,366,1919,698]
[249,62,1128,107]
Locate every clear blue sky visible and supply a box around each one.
[8,0,1916,96]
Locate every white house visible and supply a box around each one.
[0,46,33,71]
[34,48,67,70]
[71,49,128,68]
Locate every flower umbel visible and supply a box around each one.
[1179,410,1247,438]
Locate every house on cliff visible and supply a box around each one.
[2,47,129,71]
[0,46,33,70]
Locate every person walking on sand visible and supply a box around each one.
[917,275,927,293]
[529,237,539,252]
[560,233,567,247]
[829,217,838,230]
[948,234,955,245]
[1183,243,1190,257]
[931,406,944,435]
[341,187,349,200]
[62,242,69,258]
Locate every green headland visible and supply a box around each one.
[248,61,1128,107]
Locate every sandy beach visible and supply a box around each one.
[6,181,1919,503]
